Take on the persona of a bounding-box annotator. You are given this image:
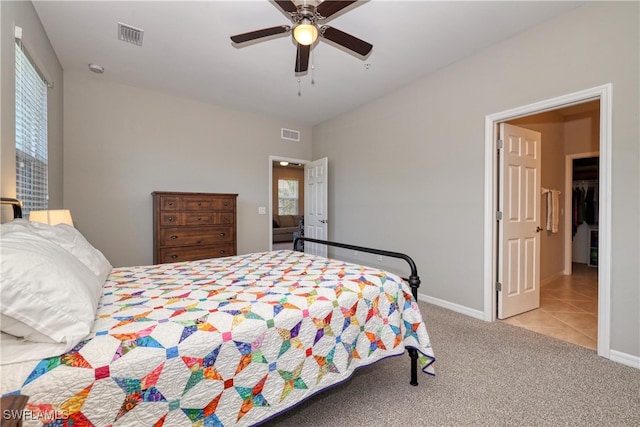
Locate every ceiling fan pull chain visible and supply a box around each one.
[311,50,315,85]
[297,78,301,97]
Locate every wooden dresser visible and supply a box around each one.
[152,191,237,264]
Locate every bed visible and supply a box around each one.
[0,198,435,426]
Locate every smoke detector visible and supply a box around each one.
[88,63,104,74]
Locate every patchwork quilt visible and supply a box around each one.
[1,250,435,426]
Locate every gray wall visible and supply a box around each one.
[63,72,312,267]
[312,2,639,358]
[1,1,63,207]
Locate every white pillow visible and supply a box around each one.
[0,314,54,343]
[0,231,101,351]
[24,221,112,285]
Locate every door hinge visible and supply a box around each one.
[496,211,503,221]
[496,282,502,292]
[496,139,503,150]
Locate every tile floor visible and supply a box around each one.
[501,263,598,350]
[273,241,295,251]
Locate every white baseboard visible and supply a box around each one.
[609,349,640,370]
[417,292,485,320]
[418,293,640,371]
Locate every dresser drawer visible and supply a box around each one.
[159,196,180,211]
[160,195,228,211]
[217,212,234,224]
[159,212,234,226]
[160,212,211,226]
[159,226,233,246]
[159,245,234,263]
[182,196,216,211]
[216,198,235,212]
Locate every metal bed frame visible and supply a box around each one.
[294,236,423,386]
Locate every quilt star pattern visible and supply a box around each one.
[2,250,435,426]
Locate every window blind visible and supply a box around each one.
[15,39,48,218]
[278,179,299,215]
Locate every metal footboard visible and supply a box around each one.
[293,236,422,386]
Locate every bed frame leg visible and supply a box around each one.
[407,274,420,386]
[409,348,418,386]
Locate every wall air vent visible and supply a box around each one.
[281,128,300,142]
[118,22,144,46]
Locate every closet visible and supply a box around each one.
[571,157,598,267]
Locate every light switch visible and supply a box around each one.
[258,206,266,215]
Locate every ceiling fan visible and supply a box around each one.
[230,0,373,73]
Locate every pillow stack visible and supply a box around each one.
[0,219,112,364]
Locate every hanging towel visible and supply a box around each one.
[546,190,560,233]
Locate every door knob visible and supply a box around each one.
[536,226,543,232]
[319,219,328,224]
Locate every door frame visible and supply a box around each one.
[483,84,612,359]
[268,155,309,250]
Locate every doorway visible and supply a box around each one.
[504,147,599,351]
[269,156,307,251]
[484,84,612,359]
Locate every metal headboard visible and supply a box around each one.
[1,198,23,219]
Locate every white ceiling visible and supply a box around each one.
[32,1,585,126]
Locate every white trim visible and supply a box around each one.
[609,350,640,370]
[417,293,485,320]
[564,151,599,275]
[484,84,612,361]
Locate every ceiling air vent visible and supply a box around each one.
[118,22,144,46]
[281,128,300,142]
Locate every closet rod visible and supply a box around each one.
[573,179,598,186]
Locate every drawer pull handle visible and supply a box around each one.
[171,235,178,240]
[168,202,174,206]
[223,216,229,221]
[220,250,226,254]
[198,217,202,221]
[171,255,178,259]
[168,217,174,222]
[223,203,229,207]
[219,233,226,237]
[198,202,202,206]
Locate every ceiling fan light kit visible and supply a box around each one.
[293,20,318,46]
[230,0,372,74]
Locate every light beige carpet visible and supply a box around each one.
[261,303,640,426]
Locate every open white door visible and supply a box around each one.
[498,123,541,319]
[304,157,328,257]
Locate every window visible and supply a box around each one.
[278,179,299,215]
[15,39,48,218]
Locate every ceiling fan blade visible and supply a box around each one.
[295,44,310,73]
[274,0,298,14]
[230,25,290,44]
[316,1,357,19]
[321,26,372,57]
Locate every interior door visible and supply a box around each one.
[304,157,328,257]
[498,123,541,319]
